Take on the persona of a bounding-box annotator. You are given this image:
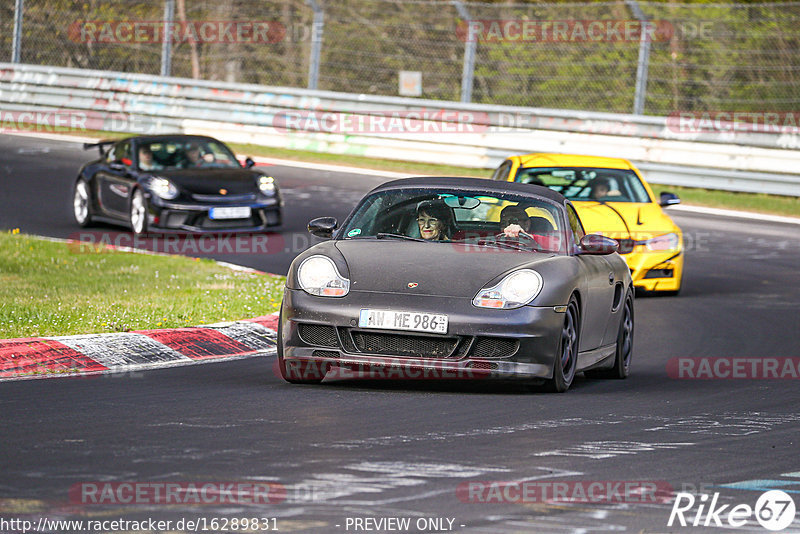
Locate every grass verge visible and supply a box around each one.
[0,231,285,339]
[46,129,800,217]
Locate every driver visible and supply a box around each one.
[500,205,531,238]
[138,145,161,171]
[184,142,209,167]
[415,200,452,241]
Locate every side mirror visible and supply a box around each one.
[579,234,619,255]
[244,157,256,168]
[308,217,338,239]
[660,192,680,207]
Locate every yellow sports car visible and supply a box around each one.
[492,153,683,294]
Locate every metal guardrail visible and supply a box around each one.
[1,63,799,197]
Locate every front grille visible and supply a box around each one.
[469,337,519,359]
[644,268,674,279]
[312,350,340,359]
[198,216,257,229]
[298,324,339,348]
[351,331,458,358]
[616,239,636,254]
[192,193,257,202]
[467,361,498,370]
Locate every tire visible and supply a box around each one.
[546,296,580,393]
[586,293,634,379]
[72,178,93,227]
[129,188,148,235]
[276,313,324,385]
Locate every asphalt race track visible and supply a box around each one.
[2,134,800,533]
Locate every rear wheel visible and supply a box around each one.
[73,178,92,227]
[129,188,148,235]
[587,293,633,379]
[546,296,579,393]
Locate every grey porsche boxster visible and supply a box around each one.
[278,177,634,392]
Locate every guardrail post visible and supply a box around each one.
[160,0,175,77]
[11,0,24,63]
[626,0,651,115]
[307,0,324,90]
[453,1,475,103]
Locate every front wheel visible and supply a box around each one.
[129,188,148,235]
[73,178,93,227]
[546,296,580,392]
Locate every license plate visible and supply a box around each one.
[209,206,251,219]
[358,309,448,334]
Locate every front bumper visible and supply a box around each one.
[280,288,566,381]
[146,196,281,233]
[624,249,683,293]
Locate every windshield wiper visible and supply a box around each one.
[375,233,427,242]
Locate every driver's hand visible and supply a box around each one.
[503,224,523,237]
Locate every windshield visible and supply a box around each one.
[514,167,652,203]
[340,188,567,254]
[136,138,240,171]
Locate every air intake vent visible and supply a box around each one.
[351,331,458,358]
[298,324,339,348]
[469,337,518,359]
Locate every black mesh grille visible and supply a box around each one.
[312,350,340,359]
[338,327,358,353]
[468,361,498,370]
[351,331,458,358]
[469,337,519,359]
[298,324,339,348]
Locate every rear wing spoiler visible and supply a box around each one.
[83,140,116,156]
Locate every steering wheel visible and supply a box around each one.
[476,232,542,251]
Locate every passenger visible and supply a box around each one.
[416,200,452,241]
[500,205,531,238]
[138,146,161,171]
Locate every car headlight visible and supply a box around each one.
[639,232,680,252]
[257,175,276,195]
[297,255,350,297]
[473,269,543,309]
[145,177,178,200]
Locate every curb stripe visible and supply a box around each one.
[0,314,279,382]
[50,332,192,368]
[204,322,277,352]
[140,328,258,360]
[0,338,108,378]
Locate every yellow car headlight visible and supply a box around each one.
[639,232,680,252]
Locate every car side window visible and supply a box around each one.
[491,160,512,181]
[116,141,132,163]
[566,204,585,248]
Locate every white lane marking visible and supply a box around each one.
[50,332,191,367]
[282,465,580,506]
[312,418,620,449]
[533,441,694,460]
[669,204,800,225]
[641,413,800,436]
[346,461,510,478]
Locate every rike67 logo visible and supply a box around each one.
[668,490,796,531]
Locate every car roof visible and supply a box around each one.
[515,153,635,170]
[370,176,568,205]
[120,134,220,145]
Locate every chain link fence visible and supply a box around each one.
[6,0,800,115]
